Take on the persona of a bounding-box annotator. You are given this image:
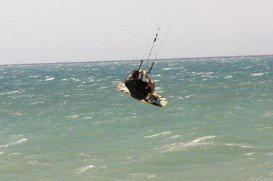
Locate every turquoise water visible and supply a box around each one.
[0,56,273,180]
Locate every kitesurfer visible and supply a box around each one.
[125,69,155,100]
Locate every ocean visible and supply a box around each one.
[0,56,273,180]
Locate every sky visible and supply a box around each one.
[0,0,273,65]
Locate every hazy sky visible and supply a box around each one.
[1,0,273,64]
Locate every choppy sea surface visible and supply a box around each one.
[0,56,273,180]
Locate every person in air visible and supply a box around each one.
[125,69,155,100]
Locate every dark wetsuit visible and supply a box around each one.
[125,79,151,99]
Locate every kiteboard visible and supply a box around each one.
[117,81,168,107]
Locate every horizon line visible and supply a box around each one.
[1,54,272,66]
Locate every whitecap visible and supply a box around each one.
[67,114,79,119]
[153,74,162,77]
[145,131,171,138]
[225,143,256,149]
[195,72,214,78]
[190,136,215,144]
[28,160,39,165]
[251,73,264,77]
[167,135,181,139]
[225,75,233,79]
[30,101,45,105]
[242,66,252,69]
[1,138,28,149]
[163,67,172,71]
[185,95,194,99]
[126,156,132,160]
[129,173,148,176]
[45,77,55,81]
[27,160,49,166]
[12,112,22,116]
[0,144,8,148]
[87,77,95,82]
[80,153,92,157]
[76,164,94,174]
[29,75,39,78]
[263,111,273,117]
[9,153,21,156]
[160,135,215,152]
[11,138,28,145]
[98,86,108,90]
[71,78,80,82]
[6,91,19,95]
[244,152,254,156]
[83,116,93,120]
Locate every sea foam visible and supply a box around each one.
[145,131,171,138]
[160,136,215,152]
[11,138,28,146]
[45,77,55,81]
[76,164,94,174]
[251,73,264,77]
[225,143,258,149]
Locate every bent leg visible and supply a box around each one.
[147,82,155,99]
[150,82,155,93]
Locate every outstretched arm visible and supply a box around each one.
[143,70,152,84]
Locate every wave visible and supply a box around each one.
[129,173,155,179]
[145,131,171,138]
[1,138,28,150]
[244,152,255,156]
[153,74,162,77]
[98,86,109,90]
[29,75,39,78]
[12,112,22,116]
[166,135,181,139]
[76,164,94,174]
[11,138,28,146]
[185,95,194,99]
[30,101,45,105]
[263,111,273,117]
[225,143,260,149]
[225,75,233,79]
[251,73,265,77]
[83,116,93,120]
[0,144,8,148]
[9,153,21,156]
[6,91,19,95]
[190,136,215,144]
[45,76,55,81]
[195,72,214,78]
[160,135,215,153]
[163,67,172,71]
[70,78,81,82]
[242,66,253,69]
[67,114,79,119]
